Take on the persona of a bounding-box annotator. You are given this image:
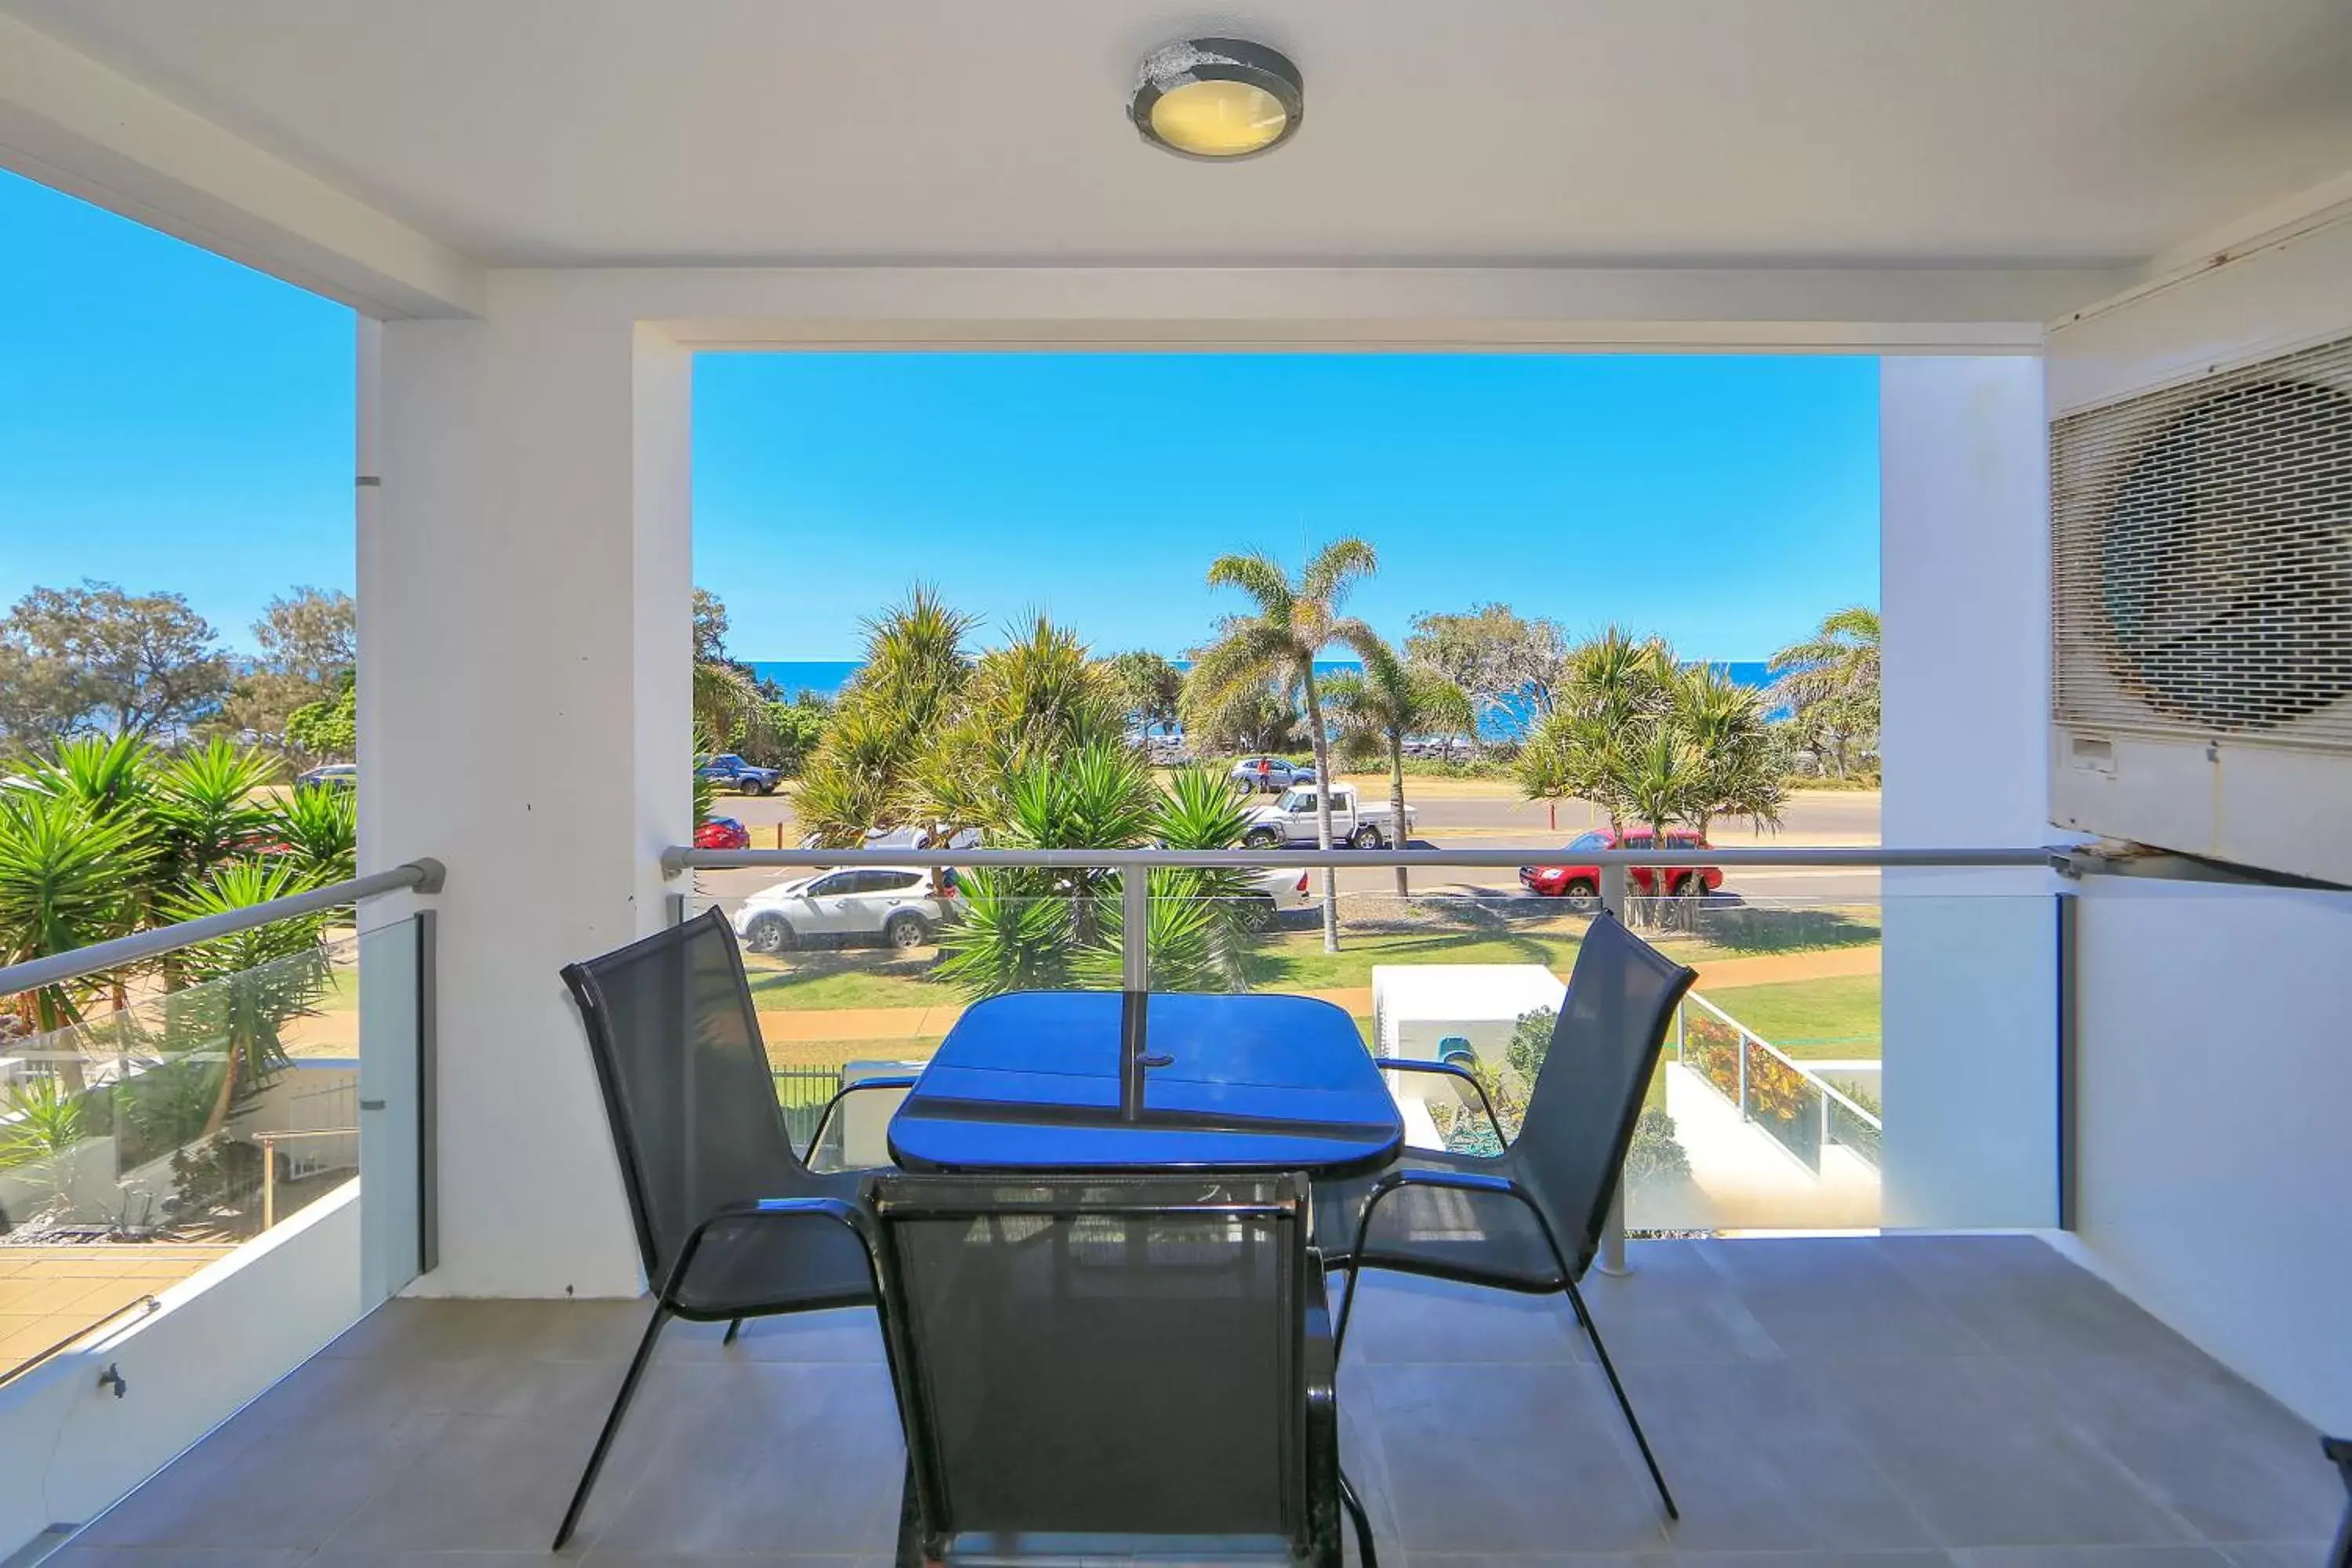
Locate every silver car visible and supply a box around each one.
[732,866,953,953]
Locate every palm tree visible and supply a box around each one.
[1189,540,1381,953]
[794,586,975,844]
[1769,605,1882,779]
[934,742,1159,999]
[1667,662,1786,838]
[1515,626,1673,830]
[1320,640,1472,897]
[163,858,332,1134]
[269,781,358,883]
[1609,722,1708,929]
[0,789,149,1076]
[25,734,162,1011]
[914,615,1128,839]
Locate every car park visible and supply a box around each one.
[733,866,954,953]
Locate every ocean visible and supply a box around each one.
[747,659,1778,739]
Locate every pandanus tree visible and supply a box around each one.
[1188,540,1381,954]
[1319,638,1472,897]
[163,859,333,1134]
[793,587,975,846]
[1515,626,1675,832]
[0,788,149,1084]
[935,748,1262,1000]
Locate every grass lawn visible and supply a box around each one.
[1691,973,1881,1059]
[744,949,951,1010]
[1247,919,1592,992]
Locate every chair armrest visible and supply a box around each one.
[1350,1167,1577,1288]
[802,1075,922,1167]
[1367,1167,1515,1200]
[659,1196,880,1307]
[1379,1058,1506,1146]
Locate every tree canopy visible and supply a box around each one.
[1516,626,1784,840]
[0,581,233,747]
[1769,605,1881,780]
[1404,602,1570,745]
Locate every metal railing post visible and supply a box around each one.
[1121,867,1150,993]
[1596,863,1632,1277]
[260,1134,276,1230]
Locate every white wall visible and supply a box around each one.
[0,1185,362,1556]
[2048,209,2352,1432]
[362,278,691,1298]
[1878,356,2063,1229]
[2071,880,2352,1430]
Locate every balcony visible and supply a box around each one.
[0,844,2341,1566]
[63,1235,2342,1563]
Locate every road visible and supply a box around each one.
[699,775,1883,908]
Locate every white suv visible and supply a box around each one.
[733,867,953,953]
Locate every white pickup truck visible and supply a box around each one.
[1241,783,1417,850]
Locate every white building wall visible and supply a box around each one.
[2047,212,2352,1432]
[362,278,691,1298]
[1878,356,2063,1229]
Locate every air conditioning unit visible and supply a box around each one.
[2050,329,2352,885]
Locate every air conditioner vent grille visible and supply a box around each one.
[2053,333,2352,746]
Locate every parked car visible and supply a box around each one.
[733,866,953,953]
[1227,756,1317,794]
[1519,827,1722,908]
[1241,783,1415,850]
[295,764,358,791]
[695,815,750,851]
[695,753,780,795]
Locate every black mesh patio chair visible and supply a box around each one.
[552,907,915,1550]
[1312,911,1695,1521]
[867,1171,1379,1568]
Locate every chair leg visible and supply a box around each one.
[553,1302,671,1550]
[1330,1265,1360,1366]
[723,1317,742,1346]
[1561,1272,1677,1521]
[1338,1465,1379,1568]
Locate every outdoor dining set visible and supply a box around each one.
[551,902,1697,1566]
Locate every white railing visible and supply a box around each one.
[1675,989,1884,1173]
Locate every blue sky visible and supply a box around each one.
[2,169,1880,663]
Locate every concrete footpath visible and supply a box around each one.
[757,942,1881,1044]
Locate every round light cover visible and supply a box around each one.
[1131,38,1303,160]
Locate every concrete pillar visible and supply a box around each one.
[1877,355,2062,1229]
[361,281,689,1298]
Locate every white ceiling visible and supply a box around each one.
[8,0,2352,270]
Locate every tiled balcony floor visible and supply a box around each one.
[60,1236,2342,1567]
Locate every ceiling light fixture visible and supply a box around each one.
[1131,38,1303,161]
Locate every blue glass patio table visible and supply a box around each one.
[887,989,1405,1178]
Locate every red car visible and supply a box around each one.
[695,815,750,851]
[1519,828,1722,906]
